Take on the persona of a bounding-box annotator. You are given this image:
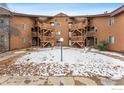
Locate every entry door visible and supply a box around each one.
[69,32,71,46]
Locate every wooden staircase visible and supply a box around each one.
[69,22,87,48]
[38,23,55,48]
[32,18,55,48]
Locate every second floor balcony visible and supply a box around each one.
[40,23,55,30]
[69,22,87,30]
[32,31,37,37]
[40,36,54,42]
[71,36,85,42]
[86,30,96,37]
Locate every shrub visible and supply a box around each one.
[97,41,108,51]
[26,48,32,51]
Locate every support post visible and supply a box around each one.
[60,42,63,62]
[56,37,64,62]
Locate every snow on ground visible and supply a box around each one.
[15,47,124,80]
[91,48,124,58]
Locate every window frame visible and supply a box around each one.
[54,22,61,26]
[22,23,27,30]
[108,17,115,26]
[0,19,4,24]
[55,31,61,35]
[49,22,54,26]
[109,36,115,44]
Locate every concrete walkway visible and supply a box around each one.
[0,50,26,64]
[0,76,123,85]
[0,76,99,85]
[91,51,124,61]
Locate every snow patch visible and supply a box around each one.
[15,47,124,80]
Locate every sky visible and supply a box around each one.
[6,3,124,16]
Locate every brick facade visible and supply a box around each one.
[0,5,124,52]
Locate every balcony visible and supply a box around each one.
[69,22,86,30]
[86,30,96,37]
[41,36,54,42]
[71,36,84,42]
[40,23,54,30]
[32,31,37,37]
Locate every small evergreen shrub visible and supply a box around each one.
[97,41,108,51]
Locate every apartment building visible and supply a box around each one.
[0,5,124,52]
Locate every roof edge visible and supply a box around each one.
[110,5,124,16]
[0,4,124,18]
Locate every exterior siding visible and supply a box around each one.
[47,17,70,46]
[108,13,124,52]
[1,6,124,52]
[0,16,10,52]
[91,13,124,52]
[10,16,33,50]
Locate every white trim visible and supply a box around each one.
[109,36,115,44]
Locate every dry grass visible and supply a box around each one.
[0,56,17,65]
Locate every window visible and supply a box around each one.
[22,24,26,30]
[0,19,4,24]
[0,35,5,45]
[69,32,72,37]
[23,38,26,43]
[109,36,115,44]
[108,17,115,26]
[56,31,61,35]
[49,22,54,26]
[68,22,72,28]
[94,27,97,32]
[54,22,61,26]
[111,17,115,24]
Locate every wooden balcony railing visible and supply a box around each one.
[32,32,37,37]
[71,36,84,41]
[41,36,54,42]
[86,31,96,37]
[69,22,87,30]
[40,23,54,30]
